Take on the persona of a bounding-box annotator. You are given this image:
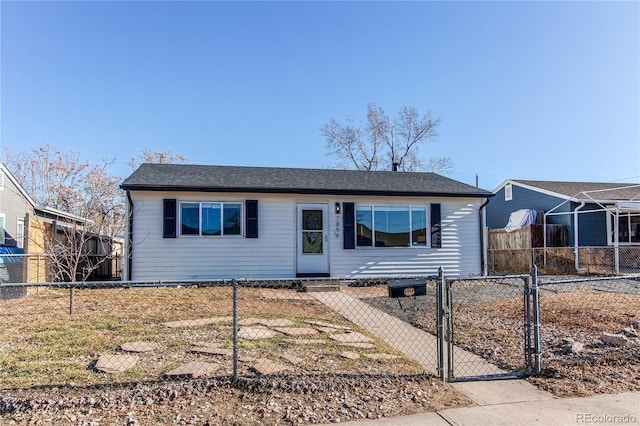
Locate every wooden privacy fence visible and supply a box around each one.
[488,224,568,249]
[488,224,571,274]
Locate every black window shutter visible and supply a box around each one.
[343,202,355,249]
[431,203,441,248]
[163,199,177,238]
[245,200,258,238]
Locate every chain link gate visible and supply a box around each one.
[437,268,541,382]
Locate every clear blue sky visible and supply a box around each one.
[1,1,638,191]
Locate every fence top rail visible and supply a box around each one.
[0,279,231,288]
[0,274,441,288]
[539,274,640,286]
[449,274,530,283]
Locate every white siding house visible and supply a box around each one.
[121,164,492,281]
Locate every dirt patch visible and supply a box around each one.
[0,375,469,425]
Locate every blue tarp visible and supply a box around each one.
[0,246,23,262]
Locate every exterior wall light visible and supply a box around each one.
[335,202,341,214]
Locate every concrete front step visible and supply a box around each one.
[299,282,341,292]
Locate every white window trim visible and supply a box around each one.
[607,209,640,245]
[16,218,25,249]
[504,183,513,201]
[178,201,243,237]
[0,213,5,245]
[355,204,430,249]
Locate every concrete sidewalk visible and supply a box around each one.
[338,391,640,425]
[312,291,639,425]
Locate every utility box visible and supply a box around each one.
[387,279,427,298]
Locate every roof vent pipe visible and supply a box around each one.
[392,162,399,172]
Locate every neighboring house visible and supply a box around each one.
[0,162,116,282]
[120,164,493,281]
[487,179,640,248]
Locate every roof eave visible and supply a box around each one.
[120,184,492,198]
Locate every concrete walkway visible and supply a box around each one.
[335,391,640,425]
[312,291,639,425]
[311,291,504,378]
[312,291,548,404]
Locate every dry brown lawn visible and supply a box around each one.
[0,284,471,424]
[1,285,423,389]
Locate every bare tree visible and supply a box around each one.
[322,103,453,174]
[4,144,125,282]
[4,144,188,283]
[126,147,187,169]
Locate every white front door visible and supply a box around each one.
[296,203,329,276]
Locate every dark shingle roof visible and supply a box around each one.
[121,163,492,198]
[512,179,640,202]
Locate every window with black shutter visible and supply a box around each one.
[163,199,177,238]
[430,203,442,248]
[245,200,258,238]
[343,202,355,249]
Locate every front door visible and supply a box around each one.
[296,204,329,276]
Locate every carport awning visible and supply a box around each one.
[616,202,640,211]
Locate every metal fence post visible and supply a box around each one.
[232,277,239,381]
[69,286,75,315]
[446,277,454,381]
[436,267,445,381]
[531,265,542,375]
[524,274,532,375]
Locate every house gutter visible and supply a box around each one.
[479,197,491,276]
[573,202,586,271]
[126,190,134,281]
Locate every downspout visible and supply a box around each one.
[543,211,547,266]
[126,190,134,281]
[614,206,620,274]
[573,202,585,271]
[479,197,491,276]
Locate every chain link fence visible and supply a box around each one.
[488,246,640,275]
[531,273,640,397]
[0,277,444,390]
[443,275,537,381]
[2,258,639,422]
[0,253,123,285]
[0,275,463,423]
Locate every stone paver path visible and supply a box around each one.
[238,326,277,340]
[190,346,232,356]
[328,331,374,344]
[273,327,318,336]
[120,342,156,353]
[285,339,325,345]
[304,320,351,330]
[338,342,375,349]
[163,317,231,328]
[251,358,289,375]
[95,354,139,374]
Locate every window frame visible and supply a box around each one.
[16,218,25,249]
[607,209,640,245]
[178,201,243,237]
[504,183,513,201]
[0,213,5,245]
[355,204,430,249]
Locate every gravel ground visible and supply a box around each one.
[0,374,470,425]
